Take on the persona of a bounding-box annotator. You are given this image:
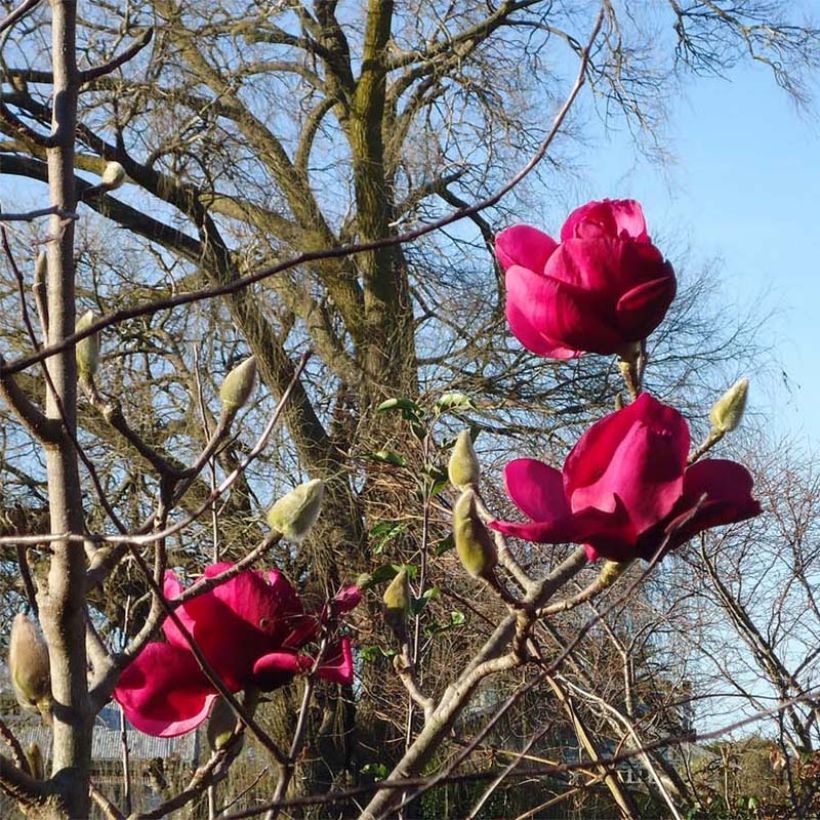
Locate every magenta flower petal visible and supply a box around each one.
[332,586,362,613]
[114,643,222,738]
[534,274,626,354]
[489,518,573,543]
[566,394,689,536]
[504,459,569,521]
[317,637,354,685]
[252,651,311,690]
[674,459,762,542]
[561,199,648,243]
[162,571,197,650]
[495,225,558,273]
[505,266,583,358]
[615,270,677,339]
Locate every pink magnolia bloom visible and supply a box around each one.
[115,563,358,737]
[495,199,676,358]
[491,393,761,562]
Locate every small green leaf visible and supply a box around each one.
[410,586,439,616]
[435,392,476,413]
[361,762,390,778]
[369,521,408,555]
[434,533,455,556]
[366,564,401,587]
[359,646,397,663]
[424,609,466,637]
[449,610,465,626]
[377,398,424,420]
[367,450,406,467]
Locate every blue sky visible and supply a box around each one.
[572,62,820,445]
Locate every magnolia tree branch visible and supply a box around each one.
[0,5,602,380]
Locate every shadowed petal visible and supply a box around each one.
[114,643,221,738]
[252,651,311,690]
[504,459,570,521]
[615,268,677,340]
[505,266,582,358]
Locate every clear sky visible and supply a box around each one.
[571,62,820,446]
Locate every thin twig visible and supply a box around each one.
[0,206,78,222]
[79,28,154,82]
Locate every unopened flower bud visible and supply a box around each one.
[266,478,324,542]
[453,490,497,580]
[8,614,51,716]
[75,310,100,381]
[219,356,257,419]
[448,430,480,489]
[709,377,749,434]
[382,567,409,642]
[101,161,126,190]
[207,696,241,752]
[25,743,44,780]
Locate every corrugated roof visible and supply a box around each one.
[5,725,197,764]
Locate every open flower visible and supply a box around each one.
[491,394,761,562]
[495,199,676,358]
[115,563,358,737]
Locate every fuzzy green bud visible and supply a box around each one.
[8,614,51,717]
[382,567,409,643]
[75,310,100,381]
[453,489,497,580]
[448,430,480,489]
[709,377,749,434]
[207,696,242,752]
[219,356,257,418]
[101,161,126,190]
[266,478,324,542]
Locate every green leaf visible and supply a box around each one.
[434,533,454,556]
[359,645,397,663]
[410,586,439,616]
[434,392,476,413]
[424,609,466,637]
[361,762,391,778]
[369,521,408,555]
[366,450,406,467]
[377,398,424,421]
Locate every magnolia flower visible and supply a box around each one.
[115,563,359,737]
[496,199,676,358]
[491,394,761,562]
